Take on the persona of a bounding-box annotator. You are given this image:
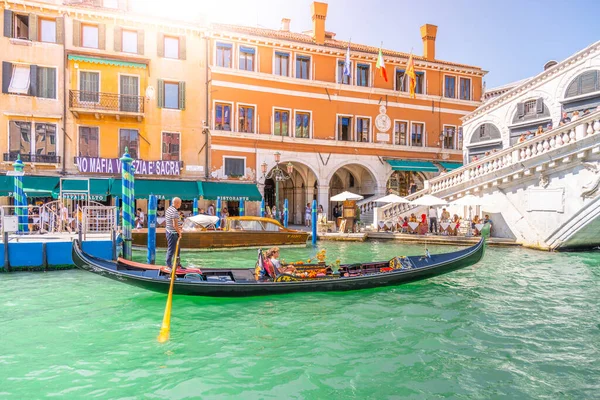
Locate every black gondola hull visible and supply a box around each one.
[72,237,486,297]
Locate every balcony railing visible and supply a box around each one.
[4,153,61,163]
[69,90,145,114]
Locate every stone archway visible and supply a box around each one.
[325,163,382,219]
[386,171,427,196]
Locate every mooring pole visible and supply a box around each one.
[193,198,198,216]
[283,198,289,228]
[147,194,157,264]
[120,149,135,260]
[311,199,317,245]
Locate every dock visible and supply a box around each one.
[366,232,519,247]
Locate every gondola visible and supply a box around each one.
[72,225,489,297]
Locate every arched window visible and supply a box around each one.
[565,70,600,98]
[469,123,501,145]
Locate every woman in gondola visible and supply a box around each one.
[266,247,296,275]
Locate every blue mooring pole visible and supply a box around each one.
[193,198,198,216]
[283,198,289,228]
[147,194,157,264]
[311,199,317,245]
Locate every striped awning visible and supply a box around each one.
[386,160,438,172]
[68,55,147,69]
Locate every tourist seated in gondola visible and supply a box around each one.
[266,247,297,275]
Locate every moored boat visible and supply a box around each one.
[72,226,489,297]
[132,215,309,250]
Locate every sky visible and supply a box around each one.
[158,0,600,88]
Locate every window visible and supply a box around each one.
[37,67,56,99]
[7,64,30,94]
[443,126,456,149]
[216,42,232,68]
[120,75,139,112]
[164,36,179,59]
[238,105,255,133]
[79,71,100,103]
[274,109,290,136]
[274,51,289,76]
[9,121,31,155]
[459,77,471,100]
[295,112,310,138]
[523,99,536,115]
[78,127,99,157]
[337,116,352,141]
[296,55,310,79]
[396,69,407,92]
[444,76,456,98]
[215,103,232,130]
[411,122,424,146]
[119,129,138,159]
[415,72,424,94]
[82,24,99,48]
[356,118,370,142]
[162,132,180,161]
[122,30,137,53]
[224,157,245,177]
[164,82,179,109]
[337,60,351,84]
[356,64,369,87]
[34,123,57,156]
[394,121,408,145]
[103,0,119,8]
[12,14,29,39]
[239,46,255,71]
[40,19,56,43]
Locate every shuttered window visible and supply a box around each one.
[78,127,99,157]
[8,64,30,94]
[122,29,137,53]
[79,71,100,103]
[164,36,179,59]
[565,70,600,98]
[224,157,245,177]
[82,24,99,48]
[164,82,179,109]
[40,19,56,43]
[37,67,56,99]
[157,80,185,110]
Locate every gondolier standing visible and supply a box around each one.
[165,197,182,268]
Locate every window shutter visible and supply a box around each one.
[137,29,144,55]
[179,35,186,60]
[29,65,38,97]
[157,33,164,57]
[98,23,106,50]
[517,102,524,118]
[3,10,12,38]
[113,26,122,52]
[178,81,185,110]
[580,71,597,95]
[72,20,81,47]
[56,17,64,44]
[157,79,164,108]
[28,14,38,41]
[2,62,12,94]
[535,97,543,114]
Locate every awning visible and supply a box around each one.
[0,176,59,197]
[200,181,262,201]
[439,162,463,171]
[110,179,199,200]
[68,55,147,69]
[386,160,438,172]
[56,179,111,201]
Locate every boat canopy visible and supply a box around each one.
[183,214,220,230]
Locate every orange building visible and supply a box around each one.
[207,2,485,222]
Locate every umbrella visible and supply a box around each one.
[451,195,487,206]
[239,198,245,216]
[410,194,448,206]
[374,194,410,204]
[330,191,364,202]
[260,198,265,217]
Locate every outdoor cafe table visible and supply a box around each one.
[408,222,419,233]
[475,223,485,234]
[440,222,451,235]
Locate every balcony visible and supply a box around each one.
[4,153,61,164]
[69,90,145,121]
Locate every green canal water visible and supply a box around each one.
[1,241,599,399]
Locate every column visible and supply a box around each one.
[293,187,303,224]
[317,185,330,218]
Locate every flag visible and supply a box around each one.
[406,53,417,98]
[343,42,351,78]
[376,45,388,82]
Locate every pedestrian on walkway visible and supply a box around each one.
[428,206,438,234]
[165,197,182,268]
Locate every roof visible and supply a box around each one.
[212,23,484,71]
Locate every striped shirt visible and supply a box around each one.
[165,206,181,233]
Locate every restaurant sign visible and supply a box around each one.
[75,157,182,176]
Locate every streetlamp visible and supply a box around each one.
[261,152,294,215]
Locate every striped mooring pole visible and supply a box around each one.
[147,194,157,265]
[193,198,198,216]
[120,148,135,260]
[311,199,317,245]
[12,155,26,233]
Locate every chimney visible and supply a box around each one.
[420,24,438,60]
[310,2,328,45]
[280,18,290,32]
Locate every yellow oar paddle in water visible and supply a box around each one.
[157,237,181,343]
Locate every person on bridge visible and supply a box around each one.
[428,206,438,234]
[165,197,183,269]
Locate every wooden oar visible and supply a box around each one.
[157,237,181,343]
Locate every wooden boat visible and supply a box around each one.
[132,215,309,250]
[72,227,489,297]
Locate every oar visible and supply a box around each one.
[157,237,181,343]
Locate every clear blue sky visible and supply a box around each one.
[199,0,600,88]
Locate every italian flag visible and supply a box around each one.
[376,46,388,82]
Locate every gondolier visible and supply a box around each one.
[165,197,183,268]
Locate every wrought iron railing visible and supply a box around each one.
[69,90,145,113]
[4,153,61,163]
